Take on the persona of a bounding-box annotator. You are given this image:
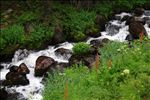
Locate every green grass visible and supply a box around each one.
[43,38,150,100]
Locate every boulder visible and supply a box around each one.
[69,54,96,68]
[95,14,107,31]
[17,63,30,75]
[90,38,110,49]
[129,22,147,39]
[55,48,72,59]
[121,15,130,22]
[1,63,30,86]
[134,8,144,17]
[35,56,55,76]
[0,88,8,100]
[52,24,65,44]
[4,71,29,86]
[126,16,145,25]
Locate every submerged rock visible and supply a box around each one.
[55,48,72,59]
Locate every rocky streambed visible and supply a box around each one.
[0,9,150,100]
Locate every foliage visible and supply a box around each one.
[73,42,91,55]
[43,38,150,99]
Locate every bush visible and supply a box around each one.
[73,42,91,55]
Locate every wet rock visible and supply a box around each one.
[121,15,130,22]
[0,65,4,70]
[9,65,18,72]
[115,15,121,20]
[129,22,147,39]
[35,56,55,77]
[86,28,101,38]
[17,63,30,75]
[143,17,150,22]
[144,10,150,16]
[52,24,65,44]
[55,48,72,59]
[134,7,144,17]
[95,14,107,31]
[0,88,8,100]
[106,24,121,36]
[2,63,30,86]
[12,49,30,62]
[7,92,27,100]
[4,72,29,86]
[126,16,145,25]
[90,38,110,49]
[55,63,69,72]
[69,54,96,68]
[90,39,103,48]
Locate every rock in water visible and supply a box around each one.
[129,22,147,39]
[35,56,55,77]
[2,63,30,86]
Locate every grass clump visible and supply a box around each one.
[73,42,91,55]
[43,38,150,100]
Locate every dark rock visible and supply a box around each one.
[52,24,65,44]
[55,63,69,72]
[2,63,30,86]
[9,65,18,72]
[4,72,29,86]
[0,88,8,100]
[90,39,103,48]
[90,38,110,49]
[35,56,55,77]
[115,15,121,20]
[126,16,145,25]
[134,8,144,17]
[17,63,30,75]
[144,10,150,16]
[129,22,147,39]
[7,92,27,100]
[0,65,4,70]
[95,14,107,31]
[121,15,130,22]
[86,28,101,38]
[106,23,121,36]
[69,54,96,68]
[143,3,150,10]
[143,17,150,23]
[55,48,72,59]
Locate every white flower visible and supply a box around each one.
[123,69,130,75]
[117,49,121,52]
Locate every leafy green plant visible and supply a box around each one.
[73,42,91,55]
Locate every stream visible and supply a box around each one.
[0,11,150,100]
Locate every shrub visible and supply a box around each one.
[74,31,86,42]
[73,42,91,55]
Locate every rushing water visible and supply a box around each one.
[0,11,150,100]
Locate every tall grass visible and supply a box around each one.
[43,38,150,99]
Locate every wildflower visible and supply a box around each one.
[107,59,112,70]
[64,80,68,100]
[95,53,99,73]
[117,49,121,52]
[123,69,130,75]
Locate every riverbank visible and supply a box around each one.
[1,0,150,62]
[43,38,150,100]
